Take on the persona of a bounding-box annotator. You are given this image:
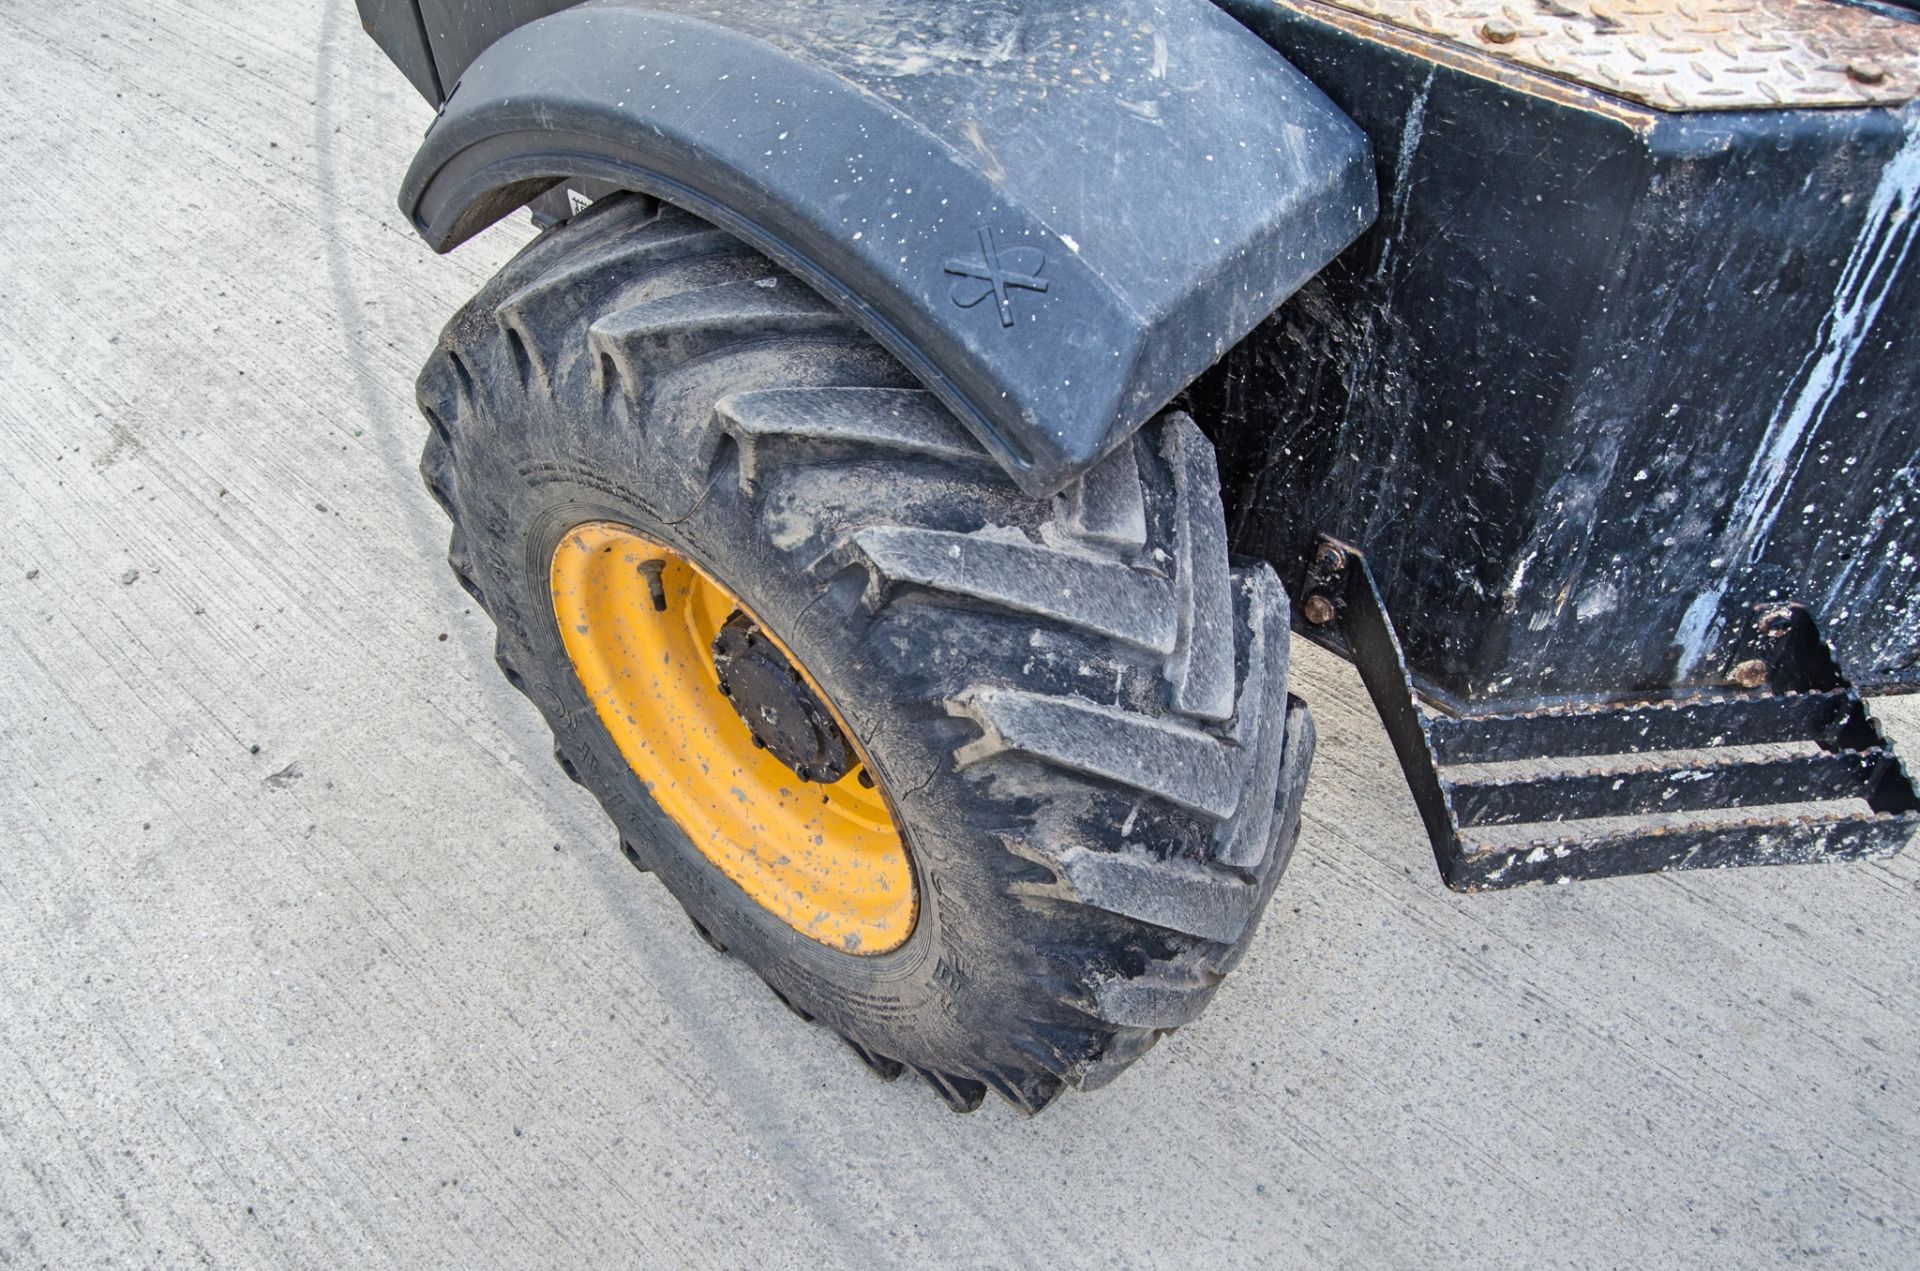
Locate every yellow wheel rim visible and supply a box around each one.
[550,522,915,954]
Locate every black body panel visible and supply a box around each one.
[1205,2,1920,704]
[416,0,571,96]
[355,0,444,101]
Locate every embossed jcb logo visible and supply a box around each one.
[944,227,1049,328]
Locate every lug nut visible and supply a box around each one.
[1303,594,1337,626]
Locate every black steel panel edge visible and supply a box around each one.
[355,0,443,102]
[1202,2,1920,699]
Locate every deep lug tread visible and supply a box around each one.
[493,651,526,693]
[502,326,535,391]
[497,191,662,285]
[420,434,456,516]
[1205,699,1315,977]
[588,278,852,398]
[499,225,759,390]
[949,687,1244,820]
[1089,966,1222,1030]
[1072,1028,1165,1090]
[979,1067,1066,1116]
[447,530,485,604]
[839,526,1178,653]
[1214,569,1294,866]
[842,1036,905,1081]
[1063,440,1148,554]
[1161,414,1237,722]
[416,356,465,440]
[1045,845,1258,944]
[507,217,738,319]
[769,987,815,1024]
[715,386,988,489]
[685,912,727,955]
[911,1066,988,1114]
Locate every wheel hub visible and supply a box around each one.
[548,522,913,953]
[712,612,854,784]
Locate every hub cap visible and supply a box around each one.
[549,522,914,953]
[711,612,856,785]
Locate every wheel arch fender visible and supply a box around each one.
[399,0,1377,496]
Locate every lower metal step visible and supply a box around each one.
[1300,537,1920,891]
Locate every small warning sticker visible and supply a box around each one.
[566,188,593,217]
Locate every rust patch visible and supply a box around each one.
[1276,0,1661,130]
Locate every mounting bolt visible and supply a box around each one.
[1847,60,1888,87]
[1478,18,1519,44]
[1313,542,1347,574]
[1729,658,1769,690]
[1758,606,1796,639]
[636,559,667,612]
[1303,594,1338,626]
[857,768,875,789]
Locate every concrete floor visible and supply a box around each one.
[4,2,1919,1266]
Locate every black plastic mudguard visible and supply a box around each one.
[399,0,1376,495]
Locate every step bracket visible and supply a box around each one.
[1300,537,1920,890]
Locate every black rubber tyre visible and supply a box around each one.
[416,194,1315,1114]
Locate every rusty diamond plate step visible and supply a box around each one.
[1277,0,1920,110]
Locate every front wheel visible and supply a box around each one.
[416,194,1314,1113]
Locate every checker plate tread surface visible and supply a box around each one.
[1282,0,1920,109]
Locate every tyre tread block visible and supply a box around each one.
[1214,567,1295,867]
[588,278,853,395]
[910,1066,987,1113]
[1063,440,1147,553]
[950,686,1243,820]
[715,386,986,487]
[1161,414,1236,722]
[1053,845,1256,944]
[499,223,746,386]
[843,525,1177,653]
[1089,967,1220,1030]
